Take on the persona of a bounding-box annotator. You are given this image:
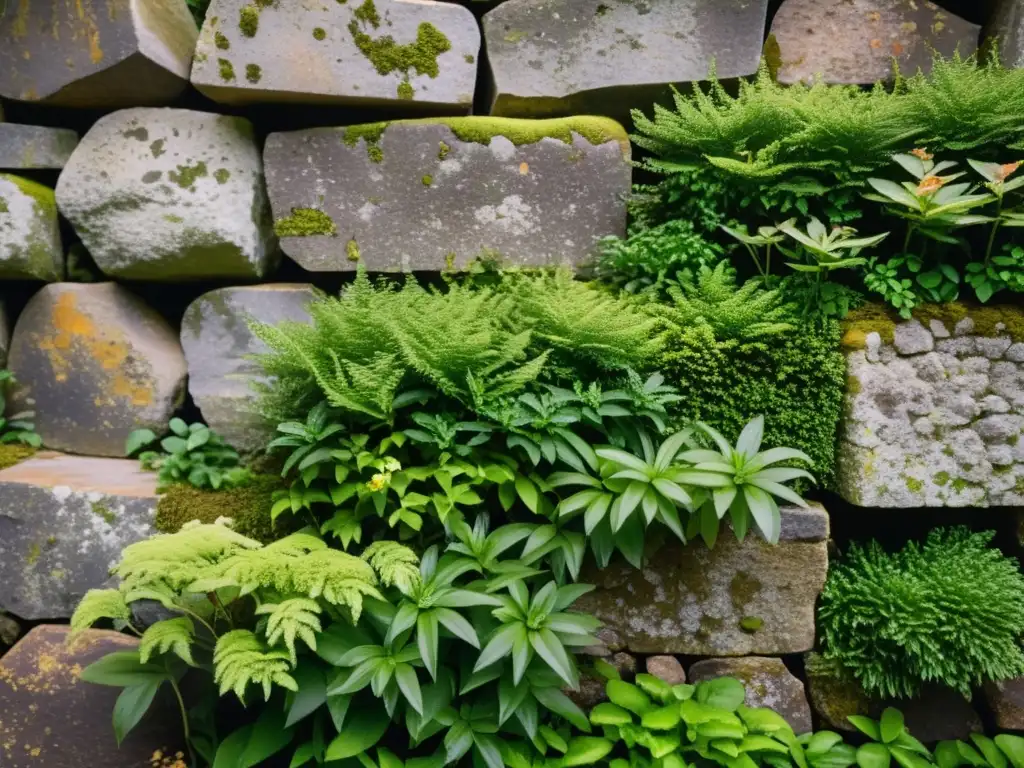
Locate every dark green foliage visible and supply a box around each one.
[185,0,210,24]
[127,419,250,492]
[819,528,1024,699]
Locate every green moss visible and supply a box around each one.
[348,17,450,79]
[695,614,724,641]
[0,198,7,214]
[122,127,149,141]
[26,542,40,566]
[313,27,327,41]
[155,476,286,544]
[846,375,861,395]
[239,5,260,37]
[346,238,360,262]
[342,124,388,163]
[397,81,414,100]
[150,139,166,158]
[843,302,1024,350]
[464,54,475,64]
[0,444,34,471]
[274,207,337,237]
[905,476,924,493]
[245,64,262,83]
[421,174,433,187]
[218,58,236,82]
[951,477,972,493]
[841,304,896,349]
[934,471,950,486]
[504,29,525,43]
[1010,434,1020,447]
[730,572,761,611]
[168,161,209,190]
[215,31,230,49]
[739,616,763,633]
[353,0,380,27]
[214,168,231,185]
[90,501,116,525]
[438,141,450,160]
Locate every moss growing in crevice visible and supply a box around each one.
[842,301,1024,350]
[155,475,286,544]
[0,444,35,471]
[274,207,337,237]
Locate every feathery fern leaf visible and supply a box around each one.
[213,629,298,701]
[70,589,130,634]
[361,541,420,595]
[255,598,321,663]
[139,617,196,666]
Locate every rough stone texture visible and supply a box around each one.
[0,452,157,620]
[688,657,812,733]
[0,174,63,281]
[264,118,630,271]
[986,0,1024,69]
[646,656,686,686]
[0,0,197,107]
[838,308,1024,507]
[984,678,1024,729]
[0,625,185,767]
[0,301,9,369]
[769,0,979,85]
[192,0,478,110]
[8,283,186,457]
[0,615,21,648]
[566,652,635,710]
[0,125,79,170]
[483,0,768,118]
[806,656,982,740]
[573,504,828,656]
[181,284,316,450]
[56,108,277,281]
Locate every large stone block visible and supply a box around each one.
[769,0,979,85]
[0,453,157,620]
[0,625,185,767]
[572,504,828,656]
[0,174,63,281]
[264,117,630,271]
[8,283,186,457]
[181,284,316,451]
[688,657,812,733]
[482,0,768,118]
[837,305,1024,507]
[0,0,197,108]
[986,0,1024,69]
[984,678,1024,729]
[0,124,79,170]
[56,108,277,281]
[191,0,478,110]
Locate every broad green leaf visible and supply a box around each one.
[112,679,163,745]
[848,716,881,741]
[325,704,390,760]
[80,651,169,687]
[996,736,1024,768]
[880,708,904,744]
[562,737,615,767]
[857,743,892,768]
[590,702,633,726]
[240,708,294,767]
[606,679,652,715]
[395,663,423,714]
[696,676,746,711]
[286,664,327,727]
[641,705,681,730]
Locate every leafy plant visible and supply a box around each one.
[126,419,250,491]
[0,370,40,447]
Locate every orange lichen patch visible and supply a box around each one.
[519,162,529,175]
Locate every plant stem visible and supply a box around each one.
[985,192,1003,265]
[903,222,915,253]
[169,676,196,768]
[765,244,773,287]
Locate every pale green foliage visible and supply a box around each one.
[362,540,421,594]
[139,617,195,665]
[255,598,322,663]
[70,589,130,633]
[213,629,298,701]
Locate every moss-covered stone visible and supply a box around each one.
[245,64,263,84]
[155,475,285,543]
[274,207,337,237]
[215,32,230,50]
[168,161,209,190]
[239,5,260,37]
[313,27,327,41]
[438,141,451,160]
[397,81,414,100]
[218,58,236,82]
[421,174,433,187]
[214,169,231,185]
[346,238,360,261]
[843,301,1024,350]
[0,444,35,472]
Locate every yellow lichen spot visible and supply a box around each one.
[519,162,529,175]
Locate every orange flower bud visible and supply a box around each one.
[910,148,933,161]
[915,175,946,195]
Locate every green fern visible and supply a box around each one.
[255,598,321,663]
[70,589,130,634]
[139,617,196,666]
[361,540,420,595]
[213,629,298,701]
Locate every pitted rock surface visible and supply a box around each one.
[984,677,1024,729]
[0,174,62,281]
[192,0,478,109]
[0,125,79,170]
[0,453,157,620]
[0,0,197,107]
[7,283,186,457]
[689,657,812,733]
[56,108,276,281]
[263,118,630,271]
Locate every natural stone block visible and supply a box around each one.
[572,504,828,656]
[984,678,1024,729]
[0,125,79,170]
[0,625,184,767]
[986,0,1024,69]
[806,654,982,741]
[264,117,630,271]
[483,0,768,118]
[192,0,478,110]
[0,174,63,281]
[769,0,979,85]
[0,614,21,648]
[0,452,157,620]
[688,657,812,733]
[181,284,316,451]
[56,108,277,281]
[0,0,197,107]
[646,656,686,686]
[838,305,1024,507]
[565,652,635,711]
[8,283,186,457]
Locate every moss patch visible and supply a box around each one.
[730,572,761,611]
[397,81,414,100]
[348,13,451,79]
[342,124,387,163]
[346,238,360,262]
[90,501,116,525]
[215,32,230,49]
[353,0,380,27]
[274,207,337,237]
[155,475,285,544]
[740,616,763,633]
[168,161,209,190]
[464,54,475,64]
[239,5,260,37]
[218,58,236,82]
[421,174,433,187]
[0,198,8,214]
[843,301,1024,350]
[214,169,231,185]
[841,304,896,349]
[934,470,950,486]
[246,64,262,83]
[905,476,923,493]
[313,27,327,41]
[438,141,450,160]
[0,444,35,471]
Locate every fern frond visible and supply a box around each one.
[139,617,196,666]
[361,541,420,595]
[70,589,130,634]
[255,598,321,663]
[213,629,297,702]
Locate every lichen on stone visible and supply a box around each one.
[214,169,231,185]
[274,207,337,237]
[0,444,35,471]
[245,64,262,83]
[168,161,209,190]
[348,14,451,80]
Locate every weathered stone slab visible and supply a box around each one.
[0,0,197,107]
[56,108,276,280]
[8,283,186,457]
[837,305,1024,508]
[646,656,686,685]
[573,504,828,656]
[0,453,157,620]
[482,0,768,118]
[984,678,1024,729]
[769,0,979,85]
[0,125,79,170]
[0,625,185,767]
[986,0,1024,69]
[192,0,478,110]
[264,117,630,271]
[0,174,63,281]
[181,284,316,451]
[689,657,812,733]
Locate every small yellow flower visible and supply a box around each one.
[915,175,947,195]
[910,147,933,161]
[367,473,389,492]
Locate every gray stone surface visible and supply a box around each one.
[646,656,686,685]
[984,678,1024,729]
[56,108,276,281]
[770,0,979,85]
[688,657,812,733]
[181,284,316,451]
[0,301,9,369]
[572,504,828,656]
[0,125,79,170]
[8,283,186,457]
[264,118,630,271]
[192,0,478,109]
[483,0,768,118]
[0,174,63,281]
[0,0,197,107]
[838,309,1024,507]
[0,453,158,620]
[0,625,185,767]
[986,0,1024,69]
[565,652,635,710]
